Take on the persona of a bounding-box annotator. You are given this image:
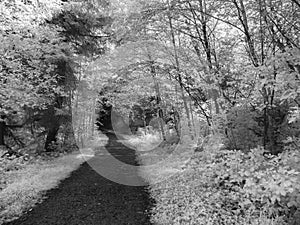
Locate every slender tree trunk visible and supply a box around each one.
[233,0,259,66]
[172,105,180,137]
[167,0,194,140]
[199,0,220,115]
[149,61,166,141]
[187,0,219,125]
[143,113,147,135]
[91,99,96,136]
[233,0,277,151]
[189,100,197,138]
[74,90,80,142]
[0,120,5,146]
[291,0,300,8]
[82,110,86,145]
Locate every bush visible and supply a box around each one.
[149,145,300,224]
[193,147,299,221]
[217,104,300,154]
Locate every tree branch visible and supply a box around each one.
[291,0,300,8]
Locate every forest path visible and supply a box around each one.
[5,133,154,225]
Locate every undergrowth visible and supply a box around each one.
[137,134,300,225]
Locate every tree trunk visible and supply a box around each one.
[189,100,197,138]
[149,61,166,141]
[173,106,180,137]
[187,0,221,117]
[90,100,96,136]
[44,98,61,152]
[167,1,194,140]
[45,125,60,151]
[0,120,5,146]
[158,109,166,141]
[63,118,78,152]
[64,91,79,152]
[233,0,259,66]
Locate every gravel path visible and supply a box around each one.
[5,133,154,225]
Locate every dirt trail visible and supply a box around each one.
[5,133,154,225]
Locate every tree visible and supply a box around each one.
[0,0,112,153]
[0,0,68,151]
[41,0,112,151]
[107,0,300,152]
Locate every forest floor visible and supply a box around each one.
[2,132,154,225]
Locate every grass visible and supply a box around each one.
[0,151,86,224]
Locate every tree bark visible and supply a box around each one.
[0,120,5,146]
[45,125,60,151]
[44,98,61,152]
[63,90,79,151]
[63,118,78,151]
[189,100,197,138]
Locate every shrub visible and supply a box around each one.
[191,147,299,221]
[149,145,300,224]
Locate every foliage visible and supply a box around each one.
[216,103,297,153]
[0,0,66,116]
[1,0,300,223]
[0,0,112,152]
[105,0,300,153]
[0,0,73,152]
[147,142,300,225]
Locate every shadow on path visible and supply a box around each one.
[5,132,154,225]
